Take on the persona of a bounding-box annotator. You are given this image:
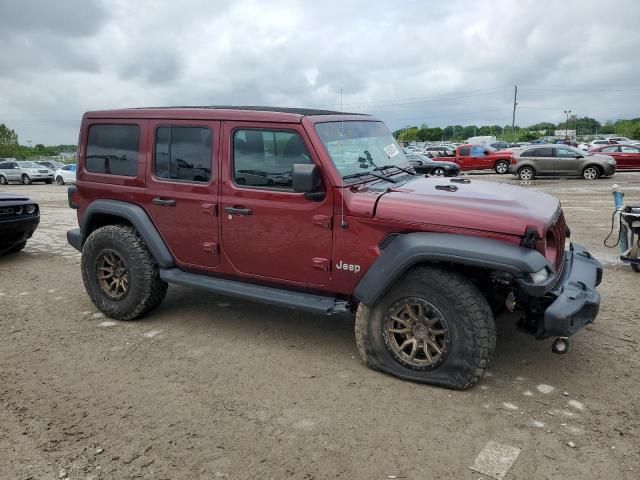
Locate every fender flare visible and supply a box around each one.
[354,232,549,306]
[81,199,174,268]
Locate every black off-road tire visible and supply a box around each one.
[355,266,496,389]
[81,225,168,320]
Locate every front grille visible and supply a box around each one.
[549,211,567,274]
[38,170,50,173]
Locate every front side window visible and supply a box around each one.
[621,146,639,153]
[233,129,311,189]
[470,145,486,157]
[155,126,212,183]
[556,147,577,158]
[459,147,471,156]
[86,124,139,176]
[601,146,619,153]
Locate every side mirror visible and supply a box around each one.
[292,163,325,201]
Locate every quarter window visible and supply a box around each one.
[155,126,213,183]
[86,124,139,176]
[233,129,312,189]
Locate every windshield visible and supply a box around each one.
[315,121,412,180]
[18,161,42,168]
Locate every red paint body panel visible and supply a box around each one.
[75,108,563,298]
[590,145,640,170]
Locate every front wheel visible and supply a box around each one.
[56,176,65,185]
[22,175,32,185]
[355,266,496,389]
[495,160,510,174]
[432,167,445,176]
[81,225,168,320]
[518,166,535,180]
[582,166,600,180]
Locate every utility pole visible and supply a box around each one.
[511,85,518,139]
[563,110,571,139]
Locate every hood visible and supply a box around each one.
[356,176,559,238]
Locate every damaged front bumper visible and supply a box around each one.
[518,243,602,339]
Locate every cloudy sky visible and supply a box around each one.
[1,0,639,145]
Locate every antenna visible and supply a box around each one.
[340,88,348,229]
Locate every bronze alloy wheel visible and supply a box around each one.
[96,249,129,300]
[383,298,451,369]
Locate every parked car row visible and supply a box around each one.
[0,158,76,185]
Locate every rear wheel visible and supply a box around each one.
[582,166,600,180]
[0,175,7,185]
[518,166,535,180]
[355,266,496,389]
[56,176,65,185]
[81,225,168,320]
[495,160,510,174]
[21,175,32,185]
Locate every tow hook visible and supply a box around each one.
[551,337,571,354]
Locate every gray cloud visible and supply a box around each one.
[0,0,639,144]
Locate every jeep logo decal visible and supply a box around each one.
[335,260,360,273]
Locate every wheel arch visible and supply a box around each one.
[81,200,174,268]
[354,232,549,306]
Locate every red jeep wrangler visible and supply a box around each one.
[67,107,602,389]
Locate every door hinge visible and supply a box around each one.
[202,203,217,216]
[313,214,332,229]
[203,242,219,254]
[312,257,330,272]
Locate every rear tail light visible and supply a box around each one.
[68,185,79,209]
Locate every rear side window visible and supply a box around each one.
[537,148,554,158]
[521,148,537,157]
[86,124,139,176]
[601,146,619,152]
[459,147,471,156]
[154,126,213,183]
[233,129,312,189]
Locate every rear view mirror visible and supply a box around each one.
[292,163,325,201]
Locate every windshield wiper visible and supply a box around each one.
[343,170,397,183]
[373,164,416,175]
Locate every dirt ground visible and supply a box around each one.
[1,173,639,480]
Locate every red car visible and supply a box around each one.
[590,144,640,170]
[434,144,515,174]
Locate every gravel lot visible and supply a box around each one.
[1,173,639,480]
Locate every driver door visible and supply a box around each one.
[554,146,582,176]
[220,122,333,287]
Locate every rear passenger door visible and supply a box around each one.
[144,120,221,270]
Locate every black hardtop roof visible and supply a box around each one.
[129,105,366,116]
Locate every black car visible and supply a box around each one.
[490,141,510,150]
[0,193,40,254]
[406,154,460,176]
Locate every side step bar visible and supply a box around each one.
[160,268,350,315]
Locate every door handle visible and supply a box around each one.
[224,206,252,215]
[152,197,177,206]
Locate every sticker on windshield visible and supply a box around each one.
[384,144,399,158]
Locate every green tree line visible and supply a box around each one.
[0,123,76,159]
[394,117,640,143]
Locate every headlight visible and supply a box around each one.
[529,267,550,284]
[608,159,616,165]
[565,237,571,251]
[26,204,36,214]
[30,169,39,173]
[14,206,23,215]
